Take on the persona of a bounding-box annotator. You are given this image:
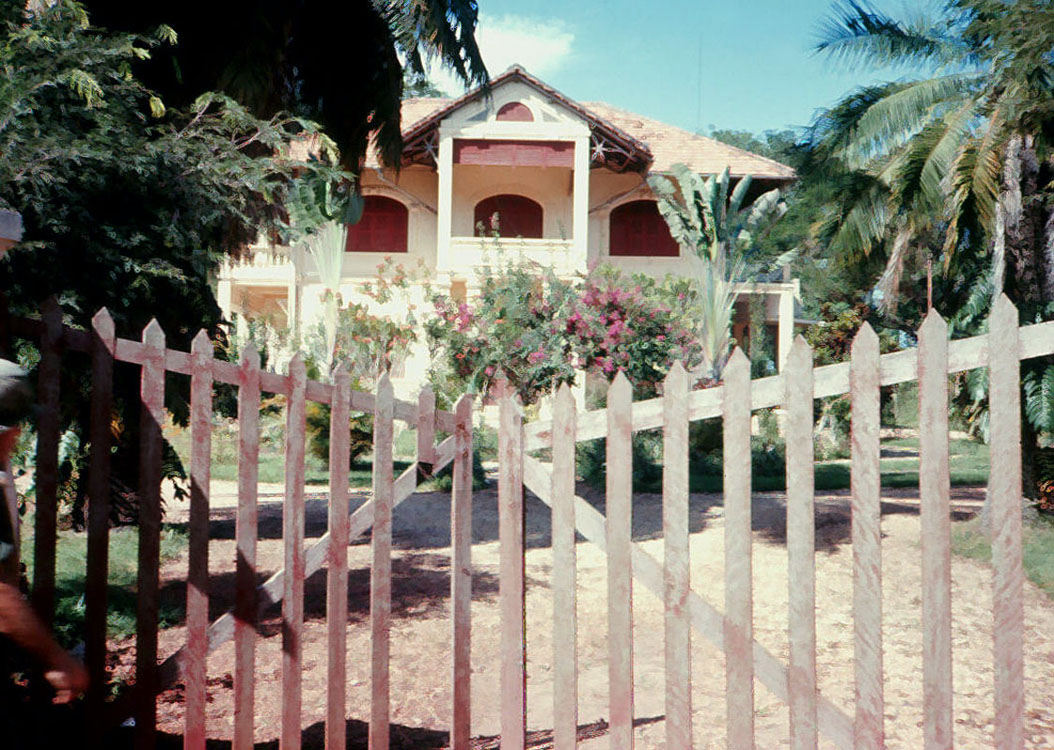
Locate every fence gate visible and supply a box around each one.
[7,294,1051,749]
[500,294,1039,750]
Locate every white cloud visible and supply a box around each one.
[427,14,575,96]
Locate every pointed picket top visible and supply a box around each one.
[332,362,350,393]
[287,352,305,374]
[990,293,1019,340]
[239,342,260,370]
[609,369,632,400]
[453,392,474,420]
[851,321,879,358]
[918,307,948,339]
[191,329,211,356]
[419,383,435,405]
[664,361,689,392]
[142,318,165,346]
[787,335,813,372]
[554,381,576,411]
[723,347,750,382]
[41,295,62,321]
[376,371,394,401]
[92,307,115,337]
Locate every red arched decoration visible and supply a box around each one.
[496,102,534,122]
[474,194,544,238]
[345,196,408,253]
[609,200,679,257]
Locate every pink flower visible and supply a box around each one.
[528,349,546,364]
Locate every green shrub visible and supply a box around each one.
[305,401,373,469]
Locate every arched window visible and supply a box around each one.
[496,102,533,122]
[474,194,544,238]
[609,200,679,257]
[345,196,408,253]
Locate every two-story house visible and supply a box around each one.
[218,66,801,393]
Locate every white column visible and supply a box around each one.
[436,133,454,275]
[778,288,795,371]
[572,135,590,269]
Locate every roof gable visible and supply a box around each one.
[372,66,795,182]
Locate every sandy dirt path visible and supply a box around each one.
[115,483,1054,748]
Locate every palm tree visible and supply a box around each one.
[810,0,1054,308]
[78,0,487,170]
[809,0,1054,496]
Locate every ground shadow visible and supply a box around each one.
[124,715,665,749]
[158,553,501,630]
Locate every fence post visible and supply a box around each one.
[184,331,213,750]
[282,355,307,750]
[663,363,691,750]
[234,344,261,750]
[918,311,952,750]
[32,297,62,623]
[85,308,115,716]
[607,372,634,750]
[850,324,883,749]
[551,383,578,750]
[498,379,526,750]
[370,374,394,750]
[451,393,474,750]
[135,319,166,750]
[988,295,1024,750]
[785,337,817,750]
[326,366,351,750]
[723,348,754,750]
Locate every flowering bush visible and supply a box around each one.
[425,263,702,404]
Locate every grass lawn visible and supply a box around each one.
[20,523,188,648]
[687,434,989,493]
[953,515,1054,598]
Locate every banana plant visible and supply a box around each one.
[299,221,348,380]
[650,164,788,382]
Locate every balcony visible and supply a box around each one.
[219,245,295,284]
[446,236,586,277]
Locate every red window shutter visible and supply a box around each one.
[609,200,679,257]
[473,194,544,238]
[345,196,408,253]
[496,102,534,122]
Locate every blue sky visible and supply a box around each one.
[428,0,911,137]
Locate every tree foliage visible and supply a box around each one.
[80,0,486,170]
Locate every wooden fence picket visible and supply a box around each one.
[785,337,818,750]
[135,319,166,750]
[184,331,213,750]
[451,393,474,750]
[850,324,884,750]
[370,374,395,750]
[723,348,754,750]
[662,363,691,750]
[499,381,526,750]
[918,311,953,750]
[988,296,1025,750]
[607,372,634,750]
[234,345,261,750]
[32,298,62,622]
[326,367,352,750]
[282,355,308,750]
[551,383,578,750]
[85,308,115,716]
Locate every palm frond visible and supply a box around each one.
[816,0,970,72]
[841,74,981,167]
[891,99,976,213]
[943,102,1006,257]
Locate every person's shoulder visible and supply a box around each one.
[0,360,31,426]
